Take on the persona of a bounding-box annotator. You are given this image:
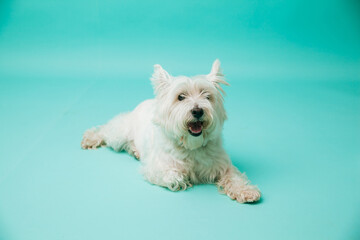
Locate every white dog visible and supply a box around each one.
[81,60,261,203]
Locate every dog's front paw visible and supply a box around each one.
[230,185,261,203]
[163,171,192,191]
[167,179,192,191]
[81,128,105,149]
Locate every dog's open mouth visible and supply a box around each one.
[188,121,203,137]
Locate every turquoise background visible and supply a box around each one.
[0,0,360,239]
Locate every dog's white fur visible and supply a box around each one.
[81,60,261,203]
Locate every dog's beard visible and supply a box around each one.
[173,113,214,150]
[182,117,217,150]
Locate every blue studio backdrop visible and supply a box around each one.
[0,0,359,240]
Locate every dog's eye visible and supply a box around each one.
[201,90,211,101]
[178,94,185,101]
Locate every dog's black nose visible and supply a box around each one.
[191,107,204,119]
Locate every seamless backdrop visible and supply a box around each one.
[0,0,360,240]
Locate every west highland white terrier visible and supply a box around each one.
[81,60,261,203]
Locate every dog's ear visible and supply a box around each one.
[151,64,172,95]
[207,59,229,94]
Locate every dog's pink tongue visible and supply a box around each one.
[190,122,202,133]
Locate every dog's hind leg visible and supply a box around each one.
[81,127,105,149]
[81,113,135,153]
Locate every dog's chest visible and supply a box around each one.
[185,149,216,177]
[180,140,226,183]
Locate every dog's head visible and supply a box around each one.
[151,59,229,150]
